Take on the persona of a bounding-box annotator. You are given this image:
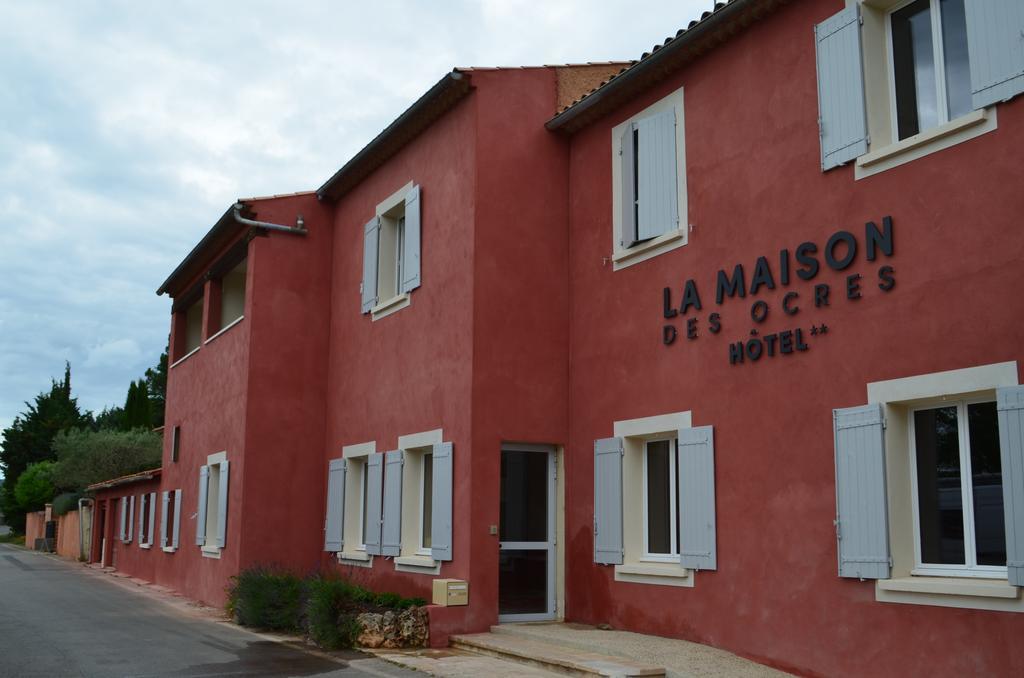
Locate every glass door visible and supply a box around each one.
[498,444,555,622]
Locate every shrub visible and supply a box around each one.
[306,576,361,650]
[51,491,82,516]
[14,461,57,511]
[226,567,304,631]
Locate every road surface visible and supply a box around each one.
[0,543,416,677]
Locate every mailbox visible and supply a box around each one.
[432,579,469,606]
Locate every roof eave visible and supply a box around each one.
[316,70,473,202]
[155,203,256,297]
[546,0,784,134]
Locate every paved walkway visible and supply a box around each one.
[0,543,416,677]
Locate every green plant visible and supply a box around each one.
[51,491,82,516]
[226,567,304,631]
[14,461,57,511]
[306,576,361,650]
[0,532,25,545]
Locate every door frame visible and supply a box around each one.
[498,443,557,623]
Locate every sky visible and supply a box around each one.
[0,0,710,441]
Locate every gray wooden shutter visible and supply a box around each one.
[678,426,717,571]
[594,437,624,565]
[401,185,421,293]
[965,0,1024,109]
[381,450,404,556]
[196,465,209,546]
[361,216,380,313]
[160,491,170,548]
[127,495,135,543]
[364,453,384,555]
[119,497,127,542]
[138,493,145,543]
[997,385,1024,586]
[324,458,346,552]
[815,6,869,171]
[431,442,453,561]
[636,108,678,241]
[216,461,229,548]
[833,404,890,579]
[619,125,637,249]
[148,493,156,546]
[172,489,182,549]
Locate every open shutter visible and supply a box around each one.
[119,497,127,542]
[401,185,421,293]
[324,458,346,552]
[196,465,209,546]
[364,453,384,555]
[148,493,156,547]
[160,491,170,548]
[594,437,624,565]
[636,108,678,240]
[431,442,453,561]
[361,216,380,313]
[997,385,1024,586]
[127,495,135,543]
[138,494,146,544]
[678,426,717,571]
[965,0,1024,109]
[815,6,869,171]
[833,404,890,579]
[381,450,404,556]
[619,125,637,249]
[216,461,229,548]
[172,489,182,549]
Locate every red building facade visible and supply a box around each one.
[91,1,1024,674]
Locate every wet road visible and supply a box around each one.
[0,544,415,677]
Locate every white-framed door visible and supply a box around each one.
[498,443,556,623]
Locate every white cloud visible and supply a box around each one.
[84,339,143,369]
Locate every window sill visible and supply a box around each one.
[612,228,686,272]
[161,546,177,554]
[878,576,1018,599]
[371,293,410,321]
[855,108,995,179]
[201,545,222,559]
[139,543,152,550]
[394,554,441,575]
[338,551,373,568]
[170,346,201,369]
[614,561,693,588]
[204,315,244,345]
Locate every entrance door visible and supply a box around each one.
[499,444,555,622]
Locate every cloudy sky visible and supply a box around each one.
[0,0,709,440]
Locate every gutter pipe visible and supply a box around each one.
[232,204,306,235]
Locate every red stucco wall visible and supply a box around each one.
[562,1,1024,676]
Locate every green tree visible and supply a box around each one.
[144,349,168,428]
[51,428,162,490]
[93,406,125,431]
[14,461,57,512]
[122,380,153,430]
[0,363,91,531]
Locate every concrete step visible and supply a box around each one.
[450,632,665,677]
[369,647,565,677]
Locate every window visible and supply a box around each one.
[889,0,971,141]
[217,258,247,332]
[328,444,376,566]
[183,298,203,355]
[171,425,180,463]
[835,362,1024,612]
[815,1,1024,177]
[359,459,369,548]
[195,452,229,557]
[138,492,156,548]
[361,182,421,318]
[643,439,679,562]
[593,412,717,587]
[910,400,1005,576]
[396,443,439,569]
[610,87,687,270]
[119,495,135,544]
[160,489,182,552]
[421,452,433,553]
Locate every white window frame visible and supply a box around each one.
[908,397,1006,579]
[370,181,415,321]
[359,460,368,550]
[337,441,374,567]
[609,87,688,271]
[393,428,444,574]
[641,438,679,563]
[418,450,433,556]
[200,450,227,558]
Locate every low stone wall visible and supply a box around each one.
[55,510,81,560]
[24,511,46,549]
[356,608,429,648]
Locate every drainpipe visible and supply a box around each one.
[232,204,306,235]
[78,497,93,562]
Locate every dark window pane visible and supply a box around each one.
[940,0,972,120]
[968,402,1006,566]
[915,406,965,564]
[646,440,672,554]
[499,549,548,615]
[500,450,548,542]
[892,0,938,139]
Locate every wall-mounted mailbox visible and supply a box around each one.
[432,578,469,606]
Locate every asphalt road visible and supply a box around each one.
[0,544,417,678]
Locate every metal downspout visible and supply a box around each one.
[232,204,307,234]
